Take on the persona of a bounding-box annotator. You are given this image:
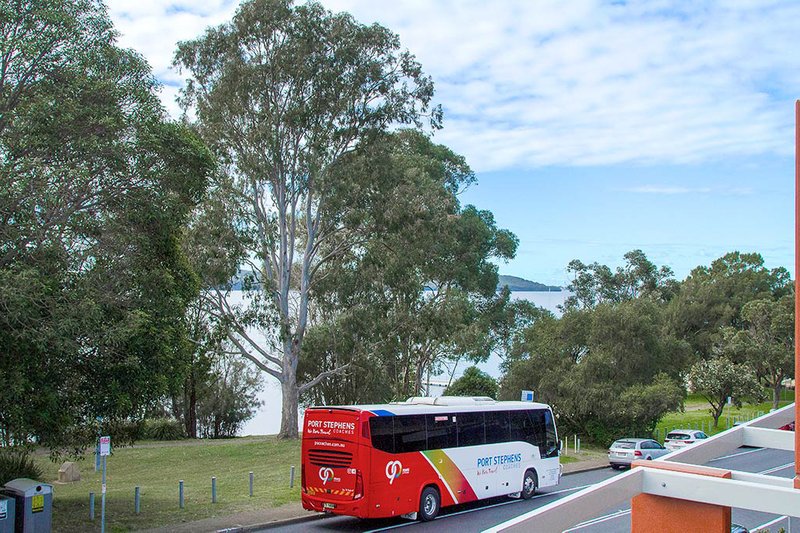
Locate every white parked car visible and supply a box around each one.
[664,429,708,451]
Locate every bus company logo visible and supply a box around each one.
[385,460,403,485]
[319,467,335,485]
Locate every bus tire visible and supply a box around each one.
[419,486,440,521]
[521,469,537,499]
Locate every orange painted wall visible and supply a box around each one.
[631,494,731,533]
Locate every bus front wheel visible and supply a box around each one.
[419,486,440,521]
[521,470,537,499]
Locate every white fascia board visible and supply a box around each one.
[731,470,795,488]
[749,403,795,429]
[641,469,800,518]
[486,468,643,533]
[741,427,795,451]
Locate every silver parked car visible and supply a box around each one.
[608,438,669,469]
[664,429,709,451]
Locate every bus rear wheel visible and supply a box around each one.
[521,470,537,499]
[419,486,440,521]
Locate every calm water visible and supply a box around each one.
[237,290,570,436]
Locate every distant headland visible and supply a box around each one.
[497,275,562,292]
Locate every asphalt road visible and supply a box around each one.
[259,448,797,533]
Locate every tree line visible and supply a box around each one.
[499,250,794,444]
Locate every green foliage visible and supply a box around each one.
[143,419,186,441]
[720,292,795,409]
[667,252,791,360]
[299,131,517,406]
[564,249,677,310]
[443,367,498,398]
[500,296,686,443]
[0,449,43,485]
[196,354,264,439]
[0,0,213,450]
[104,420,146,447]
[686,357,766,427]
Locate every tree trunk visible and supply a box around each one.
[278,341,300,439]
[711,403,724,428]
[187,370,197,439]
[772,382,782,411]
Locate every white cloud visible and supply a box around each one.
[107,0,800,170]
[621,185,756,195]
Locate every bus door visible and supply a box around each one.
[303,409,363,509]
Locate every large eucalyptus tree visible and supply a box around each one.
[175,0,440,438]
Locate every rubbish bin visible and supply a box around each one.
[0,494,15,533]
[1,478,52,533]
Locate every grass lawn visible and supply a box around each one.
[653,389,795,440]
[37,436,301,532]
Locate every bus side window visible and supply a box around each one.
[370,416,395,453]
[394,415,427,453]
[528,410,559,458]
[510,410,535,445]
[426,414,456,450]
[543,409,558,458]
[485,411,510,445]
[457,412,485,447]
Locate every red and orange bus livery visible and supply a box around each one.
[301,396,561,521]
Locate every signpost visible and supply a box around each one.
[520,390,534,402]
[99,436,110,533]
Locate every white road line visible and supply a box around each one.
[708,447,765,462]
[752,515,789,531]
[563,509,631,531]
[363,484,594,533]
[758,462,795,475]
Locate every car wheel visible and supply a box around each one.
[521,469,537,499]
[610,464,619,470]
[419,486,440,522]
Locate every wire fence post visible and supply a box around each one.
[212,477,217,503]
[134,486,140,514]
[290,466,295,488]
[249,472,254,497]
[179,480,184,509]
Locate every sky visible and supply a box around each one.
[107,0,800,287]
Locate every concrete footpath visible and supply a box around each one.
[142,458,609,533]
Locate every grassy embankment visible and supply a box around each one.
[36,390,795,530]
[37,436,300,532]
[656,389,795,438]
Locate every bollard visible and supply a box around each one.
[290,466,295,488]
[179,480,184,509]
[135,486,140,514]
[212,477,217,503]
[89,492,95,520]
[577,438,581,453]
[249,472,254,497]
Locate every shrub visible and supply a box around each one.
[105,419,145,447]
[0,449,43,485]
[143,418,185,441]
